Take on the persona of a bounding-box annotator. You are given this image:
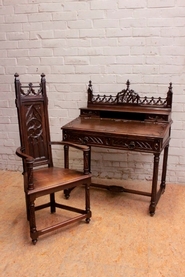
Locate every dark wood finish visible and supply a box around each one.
[62,80,173,216]
[14,73,91,244]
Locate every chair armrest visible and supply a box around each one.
[50,141,91,175]
[16,147,34,163]
[50,141,89,151]
[16,147,34,190]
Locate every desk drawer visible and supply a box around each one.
[63,130,167,153]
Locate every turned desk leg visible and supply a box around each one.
[64,145,70,198]
[160,144,169,192]
[149,153,160,216]
[88,145,91,174]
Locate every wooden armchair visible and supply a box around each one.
[14,73,92,244]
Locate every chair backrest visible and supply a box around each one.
[14,73,53,168]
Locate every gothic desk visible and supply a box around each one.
[62,81,173,215]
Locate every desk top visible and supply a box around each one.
[62,116,170,139]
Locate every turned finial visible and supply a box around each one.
[167,82,173,108]
[87,80,93,105]
[126,80,130,90]
[88,80,93,93]
[169,82,172,92]
[88,80,92,89]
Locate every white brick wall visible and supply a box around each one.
[0,0,185,184]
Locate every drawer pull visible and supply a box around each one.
[128,141,135,149]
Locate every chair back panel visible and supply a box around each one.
[14,73,53,168]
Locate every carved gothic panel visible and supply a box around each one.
[25,104,46,159]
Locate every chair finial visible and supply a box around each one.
[88,80,92,88]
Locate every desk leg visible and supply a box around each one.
[160,144,169,192]
[149,153,160,216]
[89,146,91,173]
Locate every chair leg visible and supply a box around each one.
[29,199,38,245]
[85,183,91,223]
[50,193,56,213]
[64,187,75,199]
[25,194,30,221]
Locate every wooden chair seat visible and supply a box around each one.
[30,167,90,194]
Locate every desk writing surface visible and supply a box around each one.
[63,116,169,139]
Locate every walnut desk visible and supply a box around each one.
[62,81,173,215]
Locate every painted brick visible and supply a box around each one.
[5,14,28,23]
[63,2,89,11]
[14,4,38,14]
[28,13,52,22]
[119,0,147,9]
[78,10,105,20]
[0,0,184,184]
[68,20,92,29]
[38,3,63,12]
[53,11,77,21]
[147,0,175,8]
[91,1,117,10]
